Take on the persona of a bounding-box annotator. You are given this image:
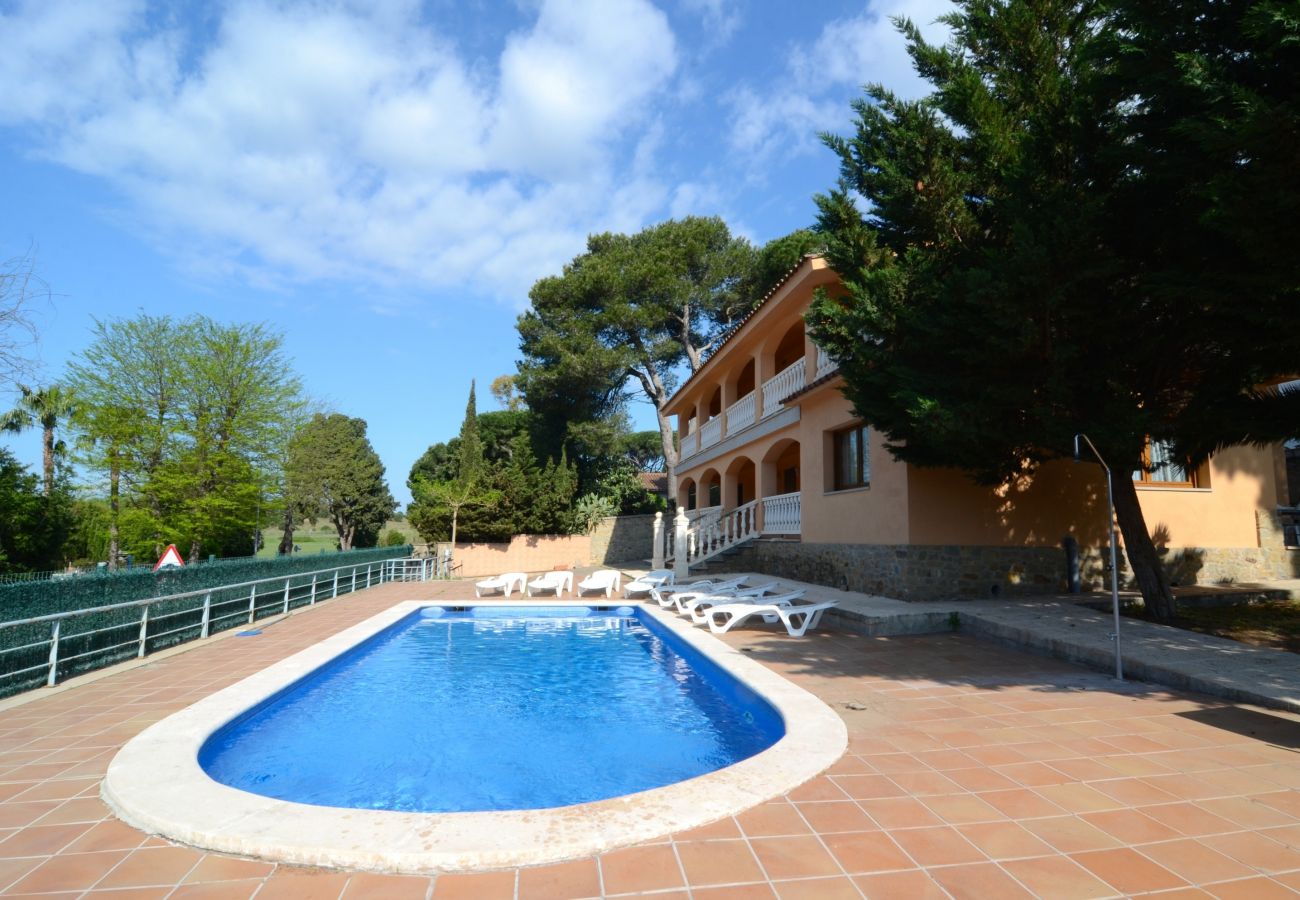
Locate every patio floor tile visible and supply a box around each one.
[1,580,1298,897]
[599,843,685,894]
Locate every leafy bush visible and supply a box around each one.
[380,529,407,547]
[573,494,616,533]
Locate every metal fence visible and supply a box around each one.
[0,556,437,697]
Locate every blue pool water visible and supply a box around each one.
[199,606,784,812]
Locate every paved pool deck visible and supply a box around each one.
[680,572,1300,715]
[1,578,1298,898]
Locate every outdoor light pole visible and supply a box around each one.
[1074,434,1124,681]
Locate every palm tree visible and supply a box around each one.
[1,384,77,496]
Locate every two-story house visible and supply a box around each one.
[662,255,1296,600]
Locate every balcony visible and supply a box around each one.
[761,491,801,535]
[815,345,838,380]
[761,360,806,419]
[725,392,755,436]
[700,416,722,450]
[681,429,699,458]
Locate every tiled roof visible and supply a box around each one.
[700,252,825,367]
[667,253,826,412]
[638,471,669,495]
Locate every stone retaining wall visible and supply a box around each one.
[729,530,1297,602]
[589,514,656,566]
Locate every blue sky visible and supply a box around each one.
[0,0,950,506]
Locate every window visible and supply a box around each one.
[686,483,697,509]
[834,424,870,489]
[1133,438,1196,486]
[707,481,720,507]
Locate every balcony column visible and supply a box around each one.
[673,508,690,579]
[719,378,735,437]
[753,352,769,420]
[803,332,819,383]
[721,465,738,513]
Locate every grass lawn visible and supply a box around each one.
[1125,600,1300,652]
[255,519,420,558]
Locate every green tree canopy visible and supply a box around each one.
[808,0,1300,619]
[286,413,396,551]
[408,382,501,547]
[67,314,305,562]
[516,216,756,495]
[1,383,77,497]
[0,448,71,573]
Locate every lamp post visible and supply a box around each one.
[1074,434,1124,682]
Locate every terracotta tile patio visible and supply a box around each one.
[1,580,1298,898]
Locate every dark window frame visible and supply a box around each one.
[833,423,870,490]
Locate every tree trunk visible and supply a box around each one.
[278,506,295,555]
[1111,473,1177,621]
[450,507,459,550]
[41,424,54,497]
[656,406,680,507]
[188,539,202,563]
[108,456,120,572]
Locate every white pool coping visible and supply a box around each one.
[103,600,848,874]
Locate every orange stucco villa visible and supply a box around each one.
[663,255,1298,600]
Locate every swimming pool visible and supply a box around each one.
[200,606,783,812]
[104,600,846,872]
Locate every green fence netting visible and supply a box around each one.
[0,545,412,698]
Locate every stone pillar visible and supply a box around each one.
[652,511,664,570]
[673,507,690,579]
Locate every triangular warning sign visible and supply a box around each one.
[153,544,185,571]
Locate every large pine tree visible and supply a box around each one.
[808,0,1300,619]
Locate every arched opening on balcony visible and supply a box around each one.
[772,321,805,372]
[723,359,758,436]
[678,476,696,510]
[698,468,722,511]
[760,322,808,419]
[724,456,756,508]
[760,439,802,535]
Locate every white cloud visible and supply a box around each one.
[678,0,741,44]
[0,0,679,302]
[726,0,952,167]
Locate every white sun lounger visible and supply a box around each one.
[673,581,782,616]
[623,569,674,598]
[527,571,573,597]
[474,572,527,598]
[686,588,803,624]
[653,576,748,609]
[705,600,838,637]
[576,569,622,597]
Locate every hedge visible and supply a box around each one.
[0,545,411,698]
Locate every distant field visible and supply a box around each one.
[256,519,420,558]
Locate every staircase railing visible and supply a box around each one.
[664,500,760,570]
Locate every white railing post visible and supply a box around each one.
[309,575,317,605]
[248,584,257,624]
[282,577,291,614]
[351,567,357,594]
[366,564,372,589]
[332,569,339,598]
[673,508,690,579]
[652,512,664,569]
[47,620,60,687]
[201,592,212,638]
[137,605,150,658]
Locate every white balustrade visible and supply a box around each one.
[761,491,802,535]
[700,416,722,449]
[725,392,756,435]
[761,360,806,418]
[687,504,722,524]
[680,429,699,459]
[815,344,838,380]
[664,501,760,569]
